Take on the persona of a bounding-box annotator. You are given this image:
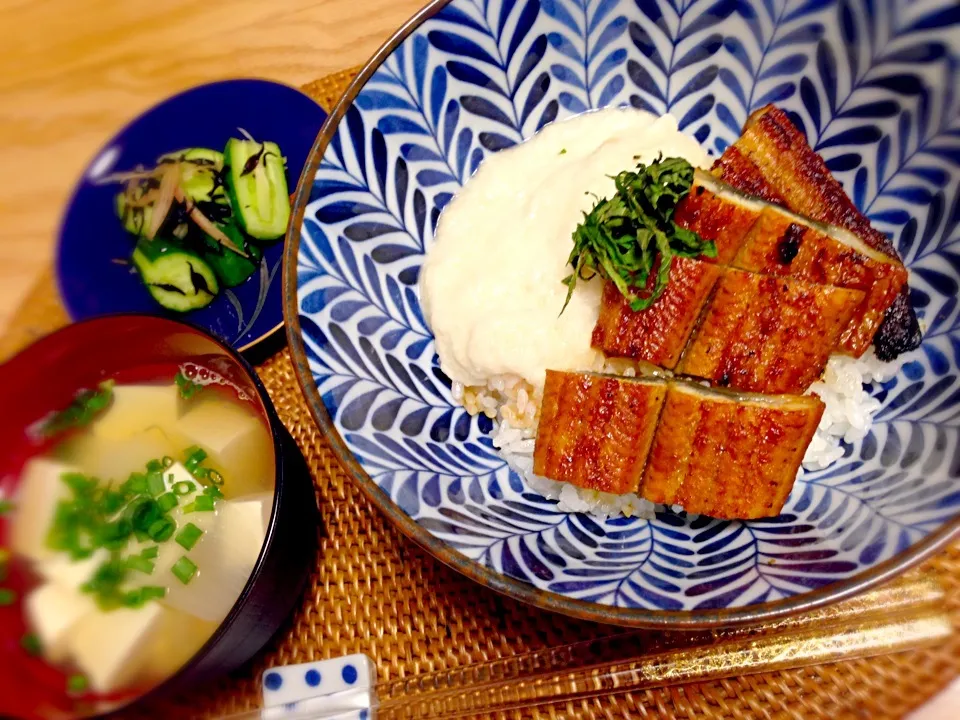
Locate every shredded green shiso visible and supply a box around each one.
[561,156,717,313]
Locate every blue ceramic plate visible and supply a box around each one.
[58,79,327,351]
[286,0,960,626]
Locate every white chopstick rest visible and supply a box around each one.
[260,654,375,718]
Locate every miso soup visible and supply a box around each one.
[0,361,275,717]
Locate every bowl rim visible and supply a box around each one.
[1,313,294,706]
[54,77,325,354]
[282,0,960,628]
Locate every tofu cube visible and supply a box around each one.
[11,458,77,563]
[67,603,166,694]
[60,426,177,483]
[37,548,110,592]
[25,583,97,664]
[218,495,269,571]
[236,491,274,532]
[92,384,180,441]
[158,495,267,623]
[132,477,218,583]
[158,461,198,495]
[141,607,218,683]
[176,397,274,497]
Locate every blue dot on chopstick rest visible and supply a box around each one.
[360,711,368,720]
[264,672,283,691]
[342,664,358,684]
[305,669,321,687]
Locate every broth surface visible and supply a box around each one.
[0,365,275,717]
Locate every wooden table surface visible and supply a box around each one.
[0,0,428,333]
[0,2,956,716]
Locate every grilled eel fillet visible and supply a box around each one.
[534,371,666,495]
[591,257,723,369]
[532,371,823,519]
[713,105,921,360]
[695,169,908,355]
[638,382,823,520]
[733,203,908,355]
[676,269,864,394]
[672,172,763,263]
[592,172,906,376]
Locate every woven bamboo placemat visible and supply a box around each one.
[2,68,959,720]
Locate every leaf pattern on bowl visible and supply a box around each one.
[296,0,960,612]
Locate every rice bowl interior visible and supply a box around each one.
[420,107,907,520]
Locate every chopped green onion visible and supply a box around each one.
[173,481,196,496]
[21,633,42,656]
[122,589,146,608]
[123,472,148,495]
[92,594,122,612]
[122,585,164,608]
[183,445,206,463]
[184,446,208,473]
[157,492,178,513]
[46,494,101,558]
[70,544,95,561]
[171,556,198,585]
[67,674,88,694]
[99,519,132,550]
[81,559,127,604]
[175,370,202,399]
[100,489,126,515]
[114,518,133,535]
[0,499,13,515]
[142,585,166,601]
[0,588,16,606]
[192,466,210,480]
[39,381,114,438]
[81,559,127,592]
[61,472,96,496]
[175,523,204,551]
[148,518,176,542]
[146,471,166,496]
[125,555,155,575]
[192,495,215,512]
[206,470,224,486]
[128,498,161,532]
[34,448,232,610]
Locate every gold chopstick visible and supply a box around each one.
[217,573,949,720]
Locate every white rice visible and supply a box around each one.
[801,349,901,470]
[454,349,900,519]
[454,357,661,519]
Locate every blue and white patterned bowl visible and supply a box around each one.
[285,0,960,626]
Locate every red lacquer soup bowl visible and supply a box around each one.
[0,316,317,719]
